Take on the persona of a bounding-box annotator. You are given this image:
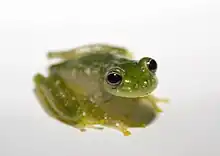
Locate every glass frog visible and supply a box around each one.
[33,43,169,136]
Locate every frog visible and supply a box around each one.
[33,43,169,136]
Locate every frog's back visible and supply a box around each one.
[49,53,129,98]
[51,52,131,74]
[65,52,128,70]
[77,53,116,66]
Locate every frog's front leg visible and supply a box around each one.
[107,121,131,136]
[95,118,131,136]
[47,43,133,60]
[142,95,169,113]
[33,73,87,132]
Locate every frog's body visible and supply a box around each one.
[33,44,168,136]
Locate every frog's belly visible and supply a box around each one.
[99,96,157,127]
[57,69,156,127]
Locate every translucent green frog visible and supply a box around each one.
[33,43,169,136]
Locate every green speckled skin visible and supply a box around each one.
[33,43,169,136]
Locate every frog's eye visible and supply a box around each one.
[106,71,122,86]
[146,59,157,73]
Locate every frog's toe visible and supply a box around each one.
[156,107,163,113]
[157,98,170,104]
[123,130,132,136]
[152,103,163,113]
[151,95,170,104]
[33,73,45,85]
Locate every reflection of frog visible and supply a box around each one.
[33,43,169,136]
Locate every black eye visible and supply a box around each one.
[147,59,157,73]
[106,72,122,86]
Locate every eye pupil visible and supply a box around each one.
[107,73,122,85]
[147,59,157,73]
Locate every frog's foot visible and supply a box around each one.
[33,73,82,128]
[47,43,133,60]
[145,95,170,113]
[114,122,131,136]
[78,118,131,136]
[103,120,131,136]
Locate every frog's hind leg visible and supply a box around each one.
[47,43,133,60]
[34,87,82,128]
[33,73,87,132]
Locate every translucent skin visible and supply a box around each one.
[103,57,158,98]
[33,44,169,136]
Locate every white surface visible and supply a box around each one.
[0,0,220,156]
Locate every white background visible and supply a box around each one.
[0,0,220,156]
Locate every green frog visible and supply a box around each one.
[33,43,169,136]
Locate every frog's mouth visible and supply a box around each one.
[106,84,158,98]
[111,90,153,98]
[103,75,158,98]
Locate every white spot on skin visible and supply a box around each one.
[89,97,95,103]
[55,80,60,85]
[123,86,132,91]
[84,68,91,75]
[124,79,130,83]
[60,92,66,98]
[64,102,69,106]
[82,112,86,116]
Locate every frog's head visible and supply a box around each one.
[103,57,158,98]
